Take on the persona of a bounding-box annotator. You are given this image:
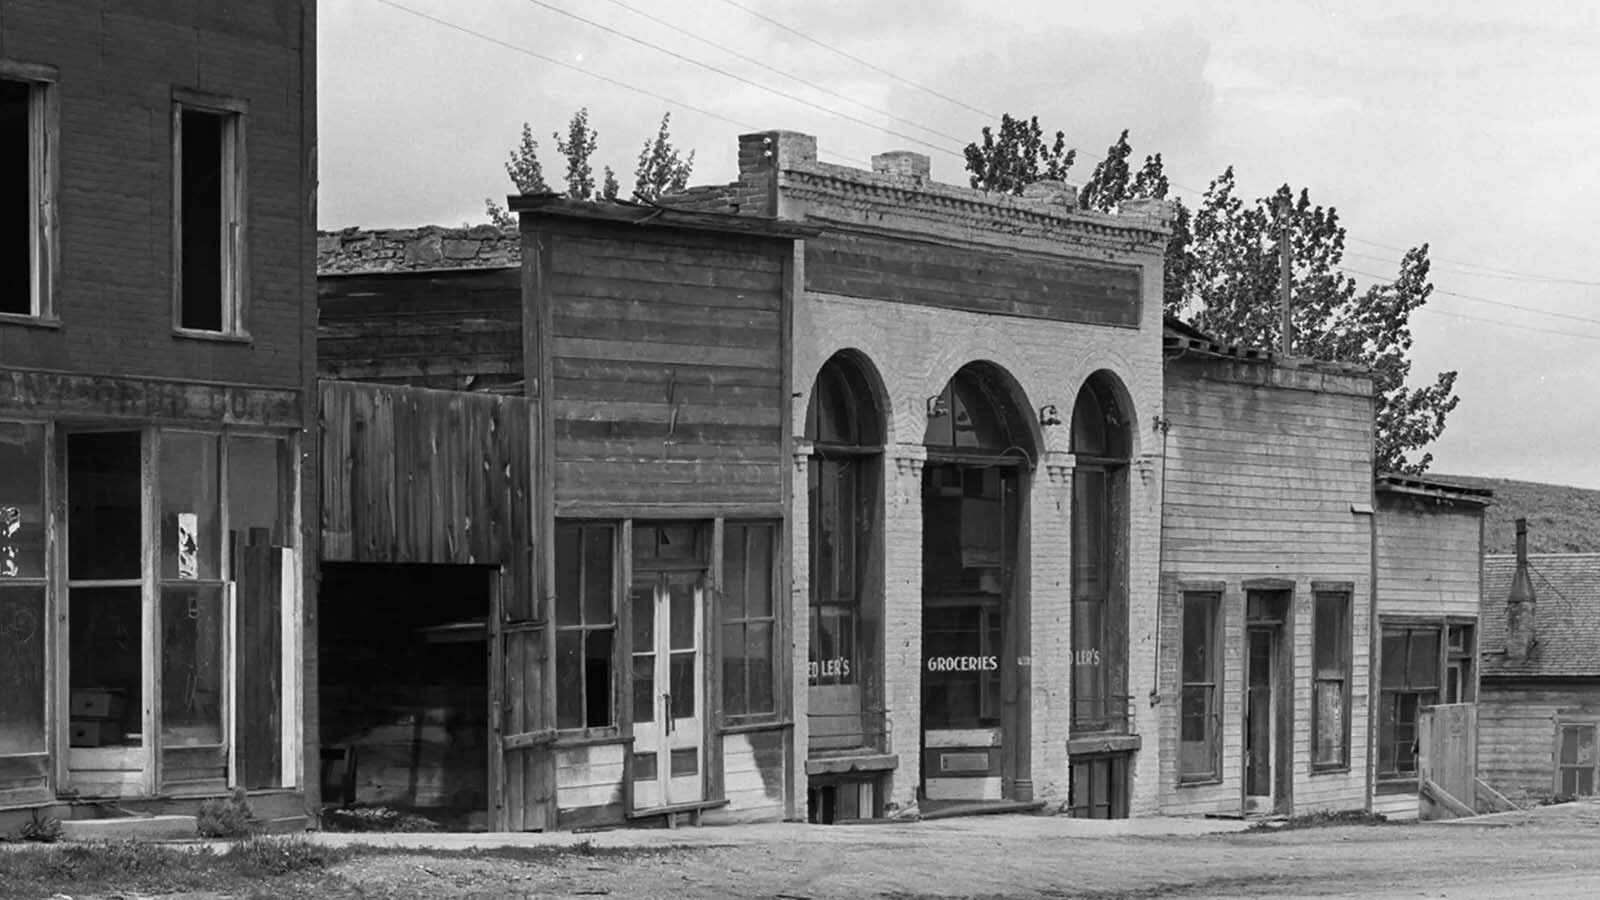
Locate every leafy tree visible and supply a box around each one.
[555,107,601,200]
[485,122,551,228]
[962,113,1075,194]
[964,123,1459,474]
[634,113,696,201]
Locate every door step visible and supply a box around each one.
[60,814,198,842]
[919,799,1046,821]
[625,798,728,829]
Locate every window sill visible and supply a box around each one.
[173,327,252,345]
[1176,776,1222,788]
[553,729,629,748]
[1066,733,1142,755]
[1310,764,1351,776]
[720,718,790,735]
[0,312,61,329]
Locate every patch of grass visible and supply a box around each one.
[0,836,353,896]
[1247,809,1394,832]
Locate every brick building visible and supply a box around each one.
[0,3,317,830]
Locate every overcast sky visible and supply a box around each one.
[319,0,1600,488]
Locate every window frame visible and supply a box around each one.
[1555,720,1599,799]
[1310,587,1352,773]
[1177,589,1222,784]
[0,60,59,326]
[553,520,619,737]
[171,88,248,340]
[1377,623,1443,781]
[720,521,780,724]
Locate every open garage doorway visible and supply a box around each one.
[318,562,495,831]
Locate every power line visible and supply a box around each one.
[1413,303,1600,341]
[713,0,995,121]
[594,0,972,148]
[1342,266,1600,329]
[368,0,873,167]
[1348,235,1600,287]
[1347,248,1600,289]
[519,0,968,161]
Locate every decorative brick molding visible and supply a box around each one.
[791,439,814,476]
[1042,450,1076,487]
[316,225,520,274]
[889,443,927,500]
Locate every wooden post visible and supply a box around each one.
[1278,199,1293,357]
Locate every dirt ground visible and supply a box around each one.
[13,801,1600,899]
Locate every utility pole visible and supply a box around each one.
[1279,197,1293,356]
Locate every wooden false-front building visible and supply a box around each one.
[0,2,317,830]
[317,203,814,829]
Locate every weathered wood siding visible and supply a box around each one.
[318,381,530,582]
[318,268,524,392]
[1478,682,1600,802]
[706,729,789,824]
[541,224,787,512]
[1376,496,1482,619]
[1158,357,1376,816]
[804,233,1141,327]
[554,742,626,828]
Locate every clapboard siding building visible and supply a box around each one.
[1157,323,1377,818]
[0,2,317,829]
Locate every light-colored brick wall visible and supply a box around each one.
[1158,357,1376,817]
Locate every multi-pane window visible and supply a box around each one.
[0,423,47,759]
[1445,625,1475,704]
[1312,590,1351,770]
[174,95,245,335]
[1378,625,1441,777]
[1179,591,1220,782]
[1557,723,1597,798]
[0,64,56,320]
[555,522,616,731]
[721,523,776,720]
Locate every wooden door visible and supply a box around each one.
[1244,626,1275,807]
[494,573,555,831]
[630,570,705,810]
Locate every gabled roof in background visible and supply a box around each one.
[1482,553,1600,678]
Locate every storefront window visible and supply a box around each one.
[159,434,225,748]
[0,421,47,757]
[1179,591,1220,782]
[722,523,776,719]
[806,353,883,752]
[1312,590,1351,770]
[555,522,616,731]
[1070,376,1128,734]
[1379,625,1441,777]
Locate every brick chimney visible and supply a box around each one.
[1506,517,1537,661]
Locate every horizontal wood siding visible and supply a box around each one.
[1478,683,1600,802]
[554,742,625,827]
[705,729,788,824]
[1376,498,1482,619]
[318,381,530,590]
[804,233,1140,327]
[318,268,524,392]
[544,226,786,510]
[1159,361,1375,816]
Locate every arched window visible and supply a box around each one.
[1070,374,1130,735]
[922,365,1029,455]
[805,353,884,754]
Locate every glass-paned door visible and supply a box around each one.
[630,569,703,809]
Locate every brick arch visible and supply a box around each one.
[923,359,1043,465]
[1069,368,1140,462]
[801,348,891,449]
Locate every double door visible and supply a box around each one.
[629,569,703,809]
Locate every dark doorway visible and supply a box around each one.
[1243,589,1291,815]
[318,562,494,830]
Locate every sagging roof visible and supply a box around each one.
[1376,473,1494,506]
[1162,317,1370,377]
[1482,553,1600,679]
[509,194,822,240]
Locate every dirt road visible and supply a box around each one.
[313,802,1600,899]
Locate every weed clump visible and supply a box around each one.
[197,787,263,838]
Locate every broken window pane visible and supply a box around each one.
[160,585,225,746]
[68,586,143,747]
[161,433,220,581]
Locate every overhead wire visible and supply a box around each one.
[1341,267,1600,329]
[517,0,969,161]
[593,0,973,148]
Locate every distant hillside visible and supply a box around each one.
[1430,475,1600,554]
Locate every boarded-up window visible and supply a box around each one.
[1179,591,1220,782]
[1378,625,1441,777]
[555,522,615,730]
[722,523,776,720]
[1312,590,1351,770]
[1557,724,1597,798]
